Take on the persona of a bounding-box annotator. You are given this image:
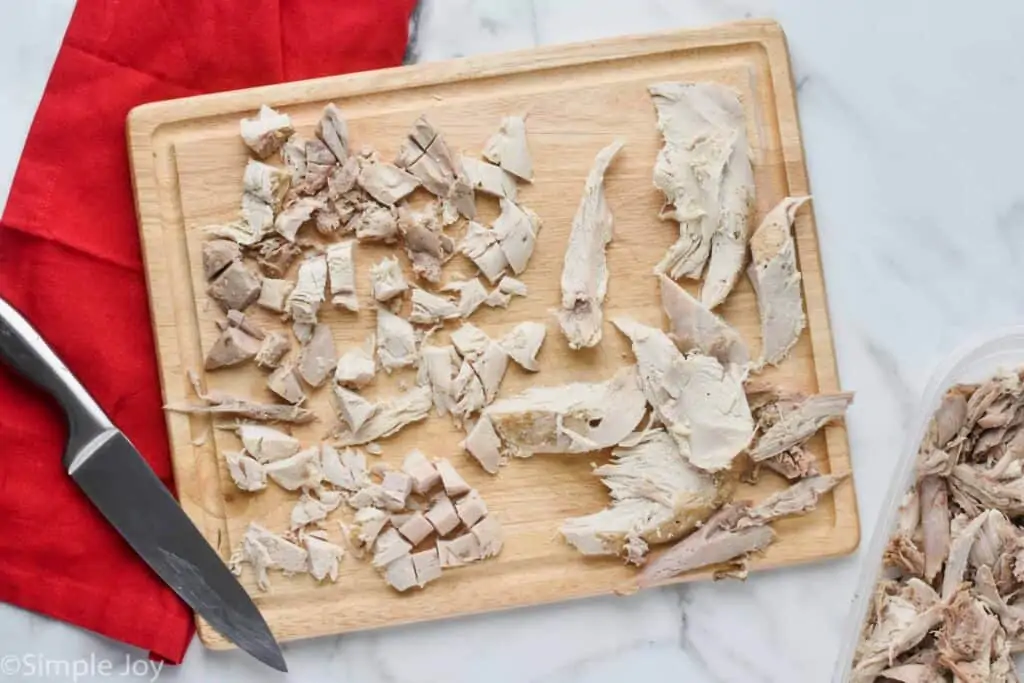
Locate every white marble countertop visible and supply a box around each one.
[3,0,1024,681]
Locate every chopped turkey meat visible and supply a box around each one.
[461,415,505,474]
[471,516,504,559]
[281,135,307,186]
[325,240,358,311]
[497,275,527,297]
[369,256,408,302]
[411,548,443,586]
[733,474,846,529]
[230,522,308,591]
[334,386,432,446]
[450,323,490,359]
[264,447,321,491]
[237,425,300,463]
[437,533,484,567]
[648,82,751,286]
[202,240,241,280]
[352,205,400,243]
[320,444,369,491]
[409,287,460,324]
[254,332,290,370]
[482,114,533,181]
[243,159,290,209]
[557,139,623,349]
[383,554,419,592]
[297,323,336,387]
[256,277,294,313]
[417,344,457,415]
[166,393,315,424]
[224,451,266,492]
[459,221,509,284]
[442,278,489,318]
[375,306,418,372]
[300,138,335,194]
[460,156,517,199]
[425,494,461,536]
[373,528,412,569]
[205,325,262,370]
[659,274,749,371]
[287,255,328,325]
[436,458,471,498]
[402,449,441,494]
[267,364,306,404]
[208,261,262,312]
[240,105,294,159]
[303,533,344,582]
[333,385,378,433]
[492,198,541,275]
[343,507,389,557]
[315,103,349,163]
[290,489,343,530]
[561,429,728,563]
[274,196,321,242]
[334,336,376,388]
[398,204,455,284]
[357,157,420,206]
[398,512,434,546]
[499,321,546,372]
[394,116,475,219]
[748,196,811,366]
[254,236,302,278]
[455,489,488,528]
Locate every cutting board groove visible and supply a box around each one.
[127,19,858,649]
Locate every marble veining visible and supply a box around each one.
[5,0,1024,680]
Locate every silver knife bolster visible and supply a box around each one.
[0,296,113,464]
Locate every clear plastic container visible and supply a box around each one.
[831,327,1024,683]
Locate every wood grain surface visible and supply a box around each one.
[126,19,859,649]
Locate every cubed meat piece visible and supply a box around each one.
[372,528,412,568]
[255,332,290,370]
[470,515,504,559]
[205,326,262,370]
[402,450,441,494]
[267,364,306,404]
[411,548,443,586]
[437,533,482,567]
[297,324,336,388]
[208,261,262,312]
[455,489,488,528]
[425,495,460,536]
[202,240,241,280]
[382,471,413,509]
[398,512,434,546]
[383,553,418,592]
[436,458,471,497]
[257,278,294,313]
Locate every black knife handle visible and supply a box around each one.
[0,296,113,466]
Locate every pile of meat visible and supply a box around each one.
[179,79,853,596]
[851,372,1024,682]
[226,426,503,593]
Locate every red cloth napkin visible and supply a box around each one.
[0,0,415,663]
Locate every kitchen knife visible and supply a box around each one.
[0,296,286,672]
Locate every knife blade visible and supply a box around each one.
[0,296,286,672]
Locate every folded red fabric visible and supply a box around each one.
[0,0,415,663]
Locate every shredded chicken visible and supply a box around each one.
[398,204,455,284]
[166,391,315,424]
[459,221,509,284]
[417,344,457,416]
[287,255,328,325]
[237,425,300,462]
[334,385,433,445]
[290,489,343,530]
[230,522,308,591]
[394,115,475,218]
[850,369,1024,681]
[264,447,322,490]
[659,274,749,371]
[224,451,267,491]
[304,533,345,582]
[492,198,541,276]
[748,196,811,366]
[648,82,752,294]
[243,159,290,210]
[464,365,647,471]
[316,103,349,163]
[297,323,336,388]
[561,429,730,563]
[267,364,306,404]
[499,321,547,372]
[254,332,290,370]
[409,287,459,324]
[614,317,753,472]
[557,139,623,349]
[357,155,420,206]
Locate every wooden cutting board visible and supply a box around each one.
[127,18,858,649]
